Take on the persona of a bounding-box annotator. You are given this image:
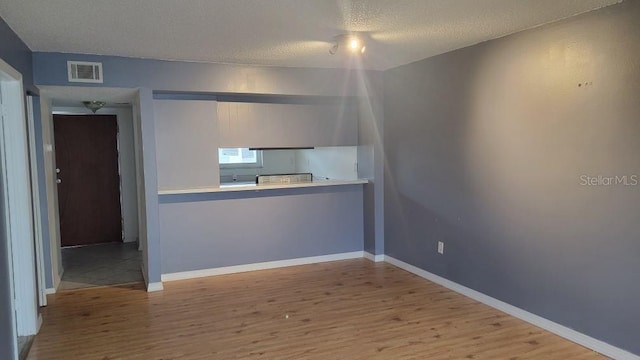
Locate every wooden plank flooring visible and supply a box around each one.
[28,259,606,359]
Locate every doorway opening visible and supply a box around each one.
[36,86,147,294]
[52,106,142,291]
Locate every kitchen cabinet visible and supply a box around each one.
[154,100,220,189]
[217,101,358,147]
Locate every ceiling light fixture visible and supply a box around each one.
[82,101,106,113]
[329,34,366,55]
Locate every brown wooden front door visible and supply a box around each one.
[54,114,122,247]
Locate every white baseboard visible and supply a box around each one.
[52,268,63,291]
[44,268,64,295]
[384,256,638,360]
[162,251,364,282]
[139,263,163,292]
[140,263,147,284]
[364,251,385,262]
[146,282,164,292]
[37,313,43,332]
[45,268,64,295]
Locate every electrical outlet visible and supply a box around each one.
[437,241,444,254]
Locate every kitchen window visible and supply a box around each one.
[218,148,263,168]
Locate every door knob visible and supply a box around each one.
[56,179,62,184]
[56,168,61,174]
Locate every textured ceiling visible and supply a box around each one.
[0,0,621,70]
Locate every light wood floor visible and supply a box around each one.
[28,259,606,359]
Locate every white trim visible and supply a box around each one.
[146,282,164,292]
[0,59,19,360]
[139,263,163,292]
[384,256,639,360]
[26,96,47,308]
[39,96,63,297]
[363,252,385,262]
[53,267,62,291]
[162,251,364,282]
[0,57,21,80]
[36,314,43,332]
[140,263,148,285]
[48,265,63,294]
[0,57,39,339]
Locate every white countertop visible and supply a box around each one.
[158,179,368,195]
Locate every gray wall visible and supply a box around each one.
[159,185,363,274]
[0,15,34,93]
[153,97,365,276]
[384,0,640,354]
[138,88,162,283]
[32,51,366,285]
[33,52,360,97]
[358,71,385,255]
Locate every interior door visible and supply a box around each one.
[54,114,122,247]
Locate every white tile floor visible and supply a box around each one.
[60,242,143,290]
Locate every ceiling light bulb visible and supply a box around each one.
[329,34,366,55]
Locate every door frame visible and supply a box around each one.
[38,86,146,293]
[0,57,39,359]
[26,95,47,306]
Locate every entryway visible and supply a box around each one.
[50,107,143,291]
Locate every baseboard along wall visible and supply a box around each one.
[161,251,364,282]
[383,256,639,360]
[156,251,636,359]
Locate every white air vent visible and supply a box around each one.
[67,61,103,83]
